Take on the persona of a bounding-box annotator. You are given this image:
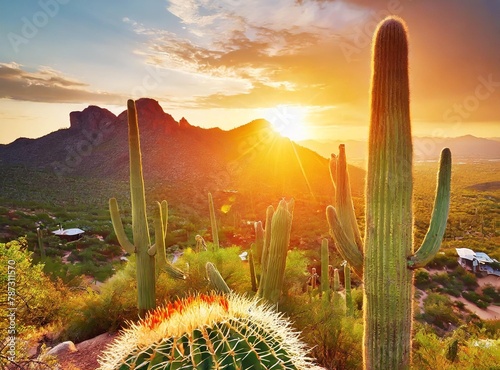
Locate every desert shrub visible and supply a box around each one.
[442,287,462,298]
[482,285,500,304]
[60,261,137,342]
[352,287,363,312]
[413,327,500,369]
[282,249,309,296]
[415,268,431,289]
[281,294,363,370]
[176,246,252,294]
[433,272,451,286]
[461,272,478,289]
[422,293,460,329]
[0,238,65,335]
[462,291,490,309]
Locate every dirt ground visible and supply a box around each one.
[53,333,117,370]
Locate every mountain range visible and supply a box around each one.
[0,99,365,216]
[301,135,500,162]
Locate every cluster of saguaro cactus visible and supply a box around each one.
[257,199,294,305]
[208,192,219,250]
[109,100,184,316]
[326,17,451,369]
[98,293,323,370]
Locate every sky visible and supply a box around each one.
[0,0,499,144]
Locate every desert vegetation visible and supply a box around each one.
[1,16,500,370]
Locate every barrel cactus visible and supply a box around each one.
[326,17,452,369]
[97,293,323,370]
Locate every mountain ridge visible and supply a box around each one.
[0,98,362,215]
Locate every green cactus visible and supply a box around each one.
[320,239,330,300]
[260,199,294,306]
[109,99,170,316]
[257,204,274,297]
[344,262,354,317]
[195,234,207,252]
[153,200,168,273]
[332,268,340,292]
[445,338,459,362]
[310,267,318,290]
[208,192,219,251]
[254,220,264,265]
[248,248,258,292]
[326,17,452,369]
[36,227,45,260]
[98,294,323,370]
[206,262,231,294]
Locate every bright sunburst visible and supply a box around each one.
[262,105,309,141]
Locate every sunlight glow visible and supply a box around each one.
[262,105,310,141]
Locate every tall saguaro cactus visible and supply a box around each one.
[326,17,451,370]
[109,99,167,316]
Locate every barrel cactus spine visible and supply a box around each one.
[97,293,324,370]
[326,17,452,369]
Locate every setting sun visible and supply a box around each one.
[262,105,310,141]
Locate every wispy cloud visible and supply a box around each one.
[0,63,124,104]
[123,0,369,110]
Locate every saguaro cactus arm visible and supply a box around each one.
[408,148,452,268]
[206,262,231,294]
[326,206,363,277]
[335,145,363,250]
[109,197,135,254]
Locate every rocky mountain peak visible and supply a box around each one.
[69,106,117,132]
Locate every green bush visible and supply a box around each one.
[60,261,137,342]
[0,238,65,335]
[482,285,500,304]
[462,291,490,309]
[422,293,461,329]
[281,294,363,369]
[413,327,500,369]
[415,269,431,289]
